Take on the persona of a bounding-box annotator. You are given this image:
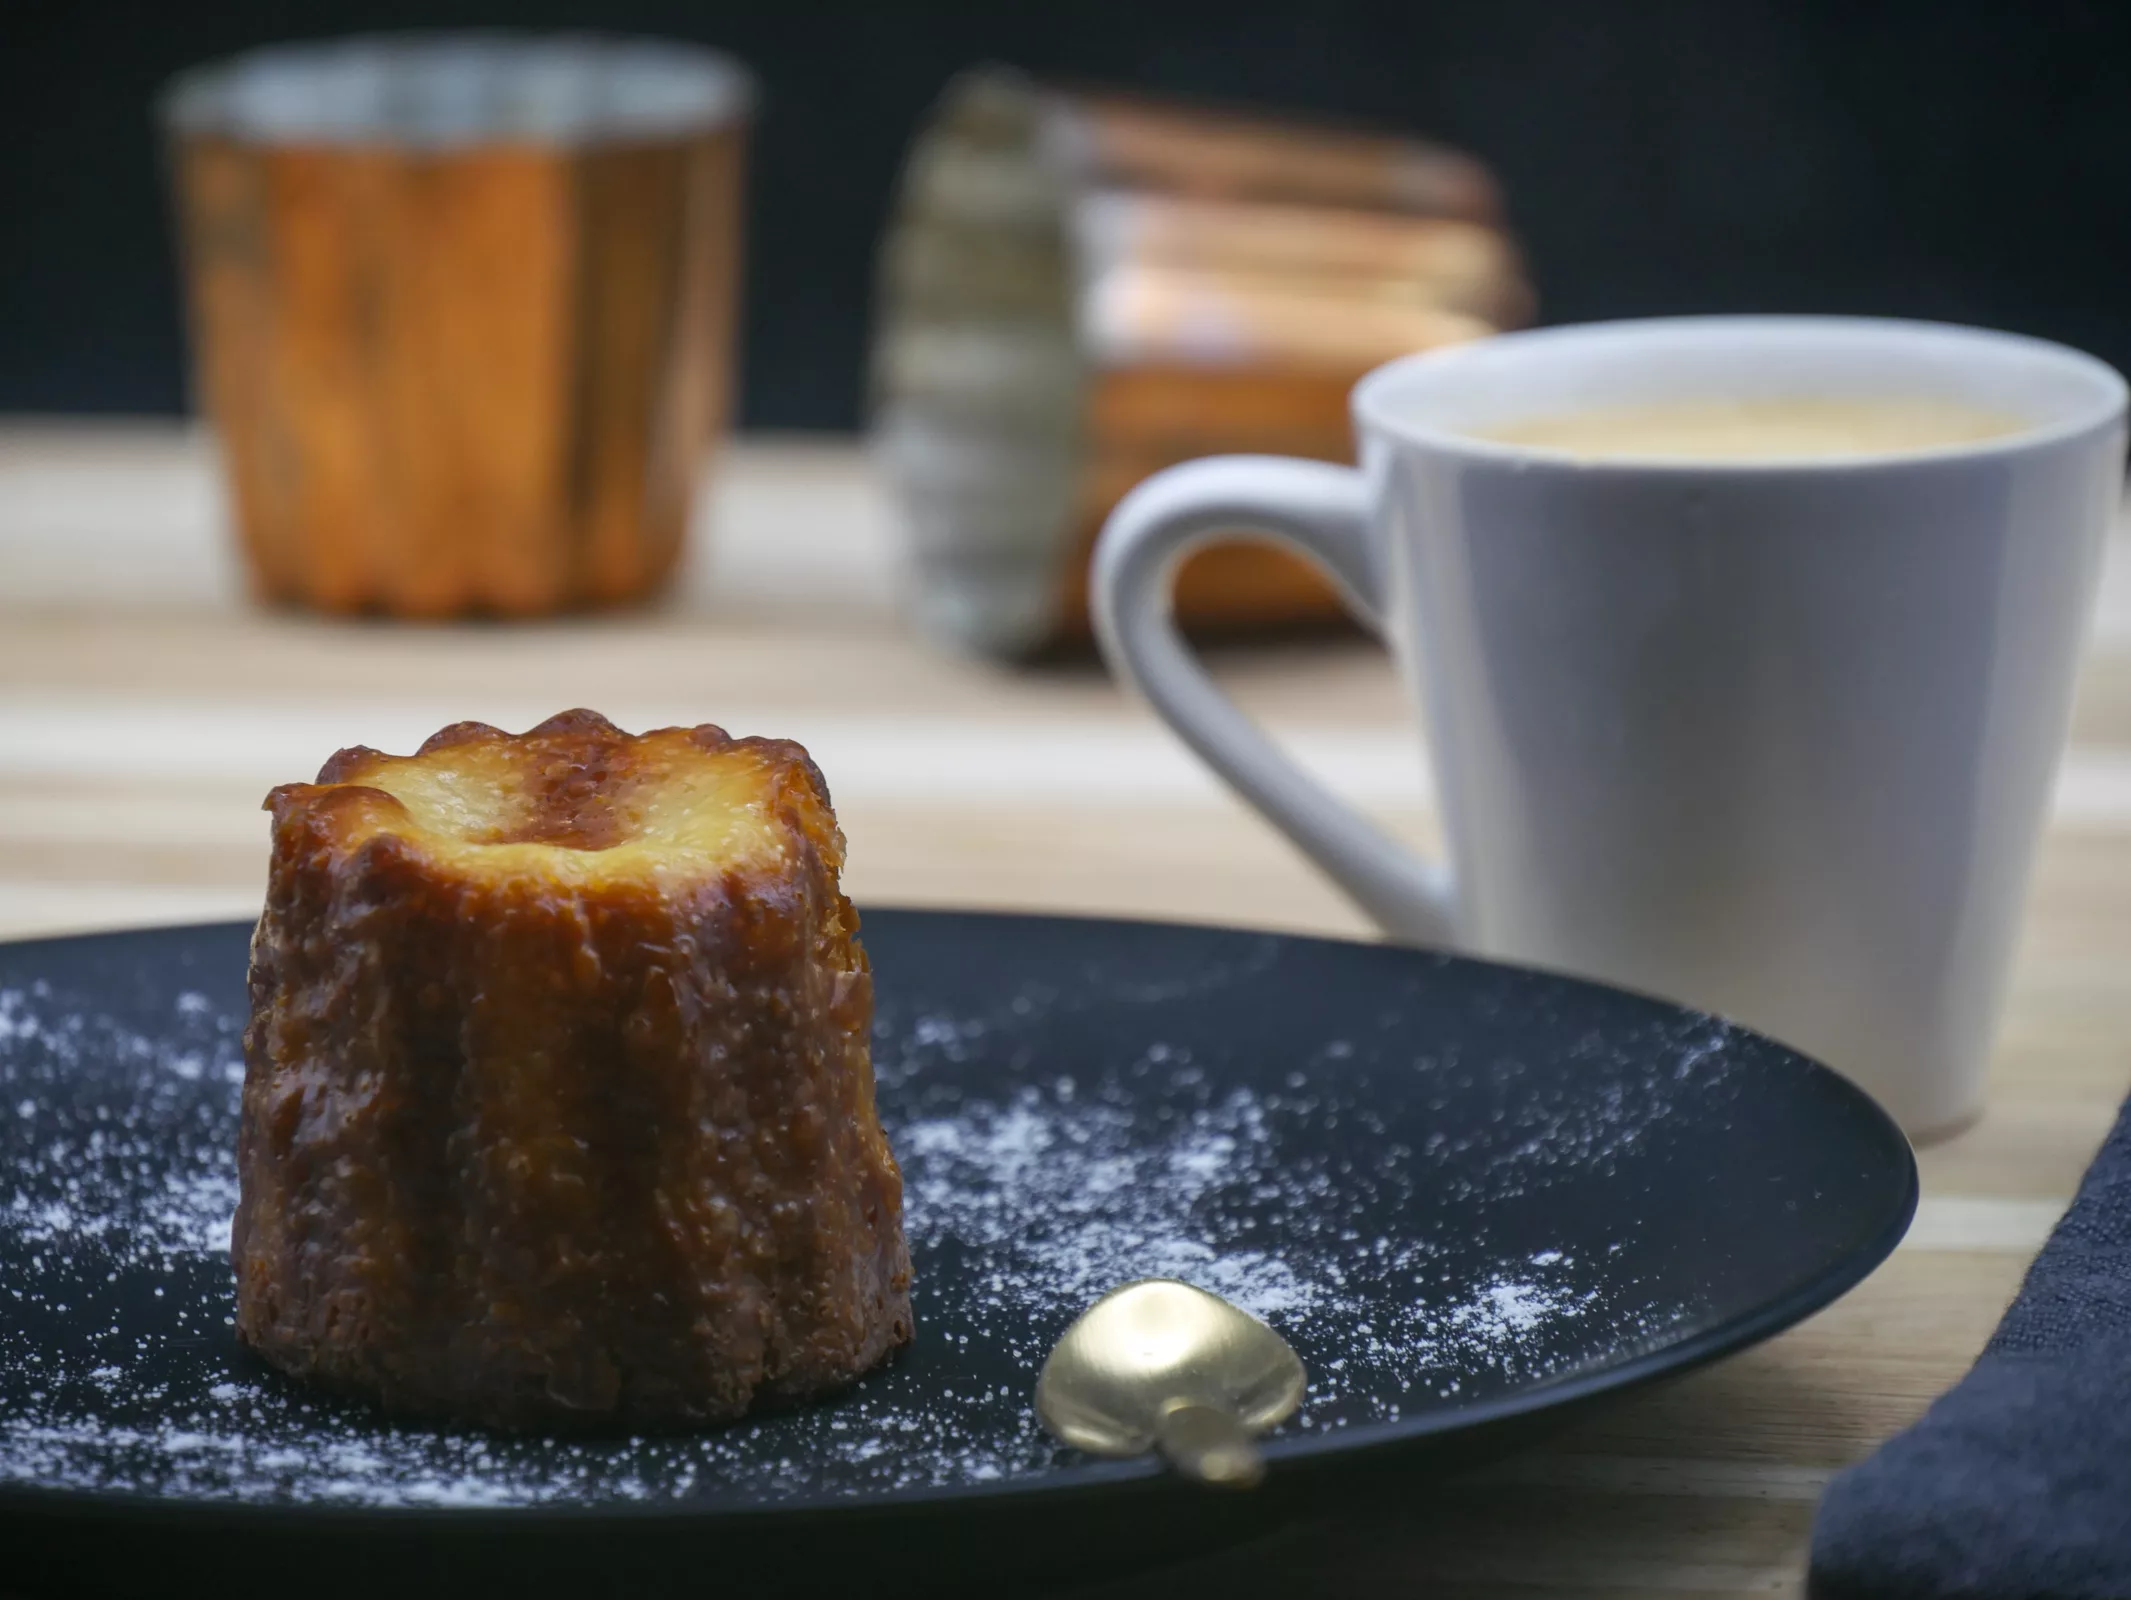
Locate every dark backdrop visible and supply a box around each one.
[7,0,2131,429]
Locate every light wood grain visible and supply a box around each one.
[1,425,2125,1598]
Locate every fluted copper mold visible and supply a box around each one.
[872,68,1533,656]
[236,709,911,1429]
[164,36,751,616]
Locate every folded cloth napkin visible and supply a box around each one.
[1810,1090,2131,1599]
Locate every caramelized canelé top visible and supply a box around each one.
[266,708,841,885]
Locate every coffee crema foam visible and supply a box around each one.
[1467,397,2029,461]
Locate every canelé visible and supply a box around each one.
[234,709,911,1428]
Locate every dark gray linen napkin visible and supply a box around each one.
[1810,1089,2131,1599]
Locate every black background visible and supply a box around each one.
[6,0,2131,430]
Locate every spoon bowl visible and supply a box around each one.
[1034,1279,1307,1487]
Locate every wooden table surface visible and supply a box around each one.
[4,422,2128,1597]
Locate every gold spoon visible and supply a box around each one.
[1034,1278,1307,1488]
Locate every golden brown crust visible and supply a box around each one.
[235,709,911,1430]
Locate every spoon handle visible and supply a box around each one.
[1154,1401,1265,1488]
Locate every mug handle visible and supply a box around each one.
[1091,455,1457,946]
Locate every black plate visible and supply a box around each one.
[0,911,1912,1596]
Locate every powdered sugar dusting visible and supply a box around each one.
[0,932,1756,1510]
[898,1083,1317,1334]
[0,982,243,1263]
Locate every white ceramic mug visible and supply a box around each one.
[1092,316,2126,1137]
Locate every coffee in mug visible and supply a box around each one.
[1469,397,2027,459]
